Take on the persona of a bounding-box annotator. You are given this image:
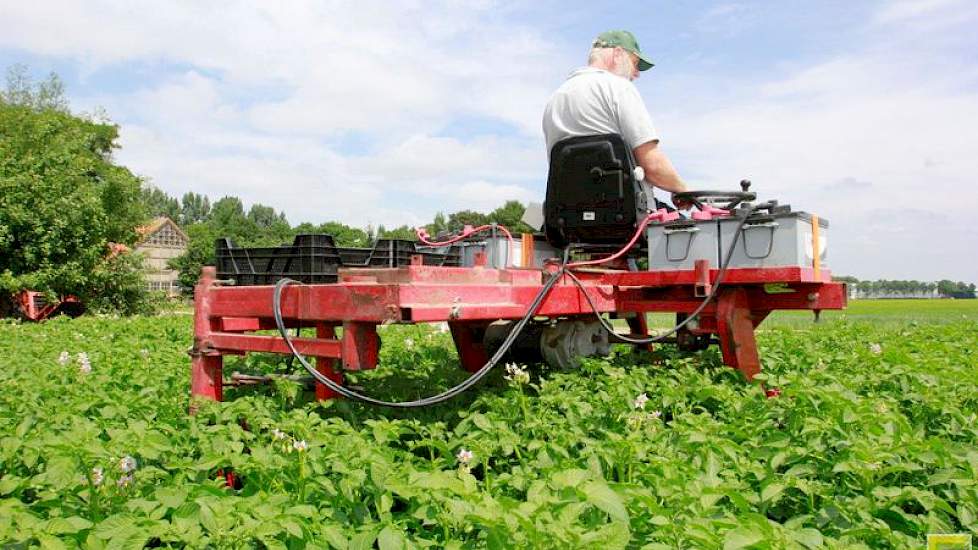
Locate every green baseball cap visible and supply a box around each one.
[593,30,654,71]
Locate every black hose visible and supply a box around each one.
[272,267,566,408]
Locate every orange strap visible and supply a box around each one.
[521,233,534,268]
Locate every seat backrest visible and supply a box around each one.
[543,134,648,248]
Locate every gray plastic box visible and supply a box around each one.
[718,212,828,269]
[460,236,560,269]
[647,219,721,271]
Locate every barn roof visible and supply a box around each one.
[136,217,190,244]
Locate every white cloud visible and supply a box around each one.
[656,18,978,280]
[873,0,976,25]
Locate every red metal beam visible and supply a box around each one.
[191,267,223,411]
[342,322,379,370]
[316,323,342,400]
[207,333,342,358]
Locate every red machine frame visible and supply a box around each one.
[189,253,846,406]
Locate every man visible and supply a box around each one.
[542,30,689,208]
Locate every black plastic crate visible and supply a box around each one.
[337,247,371,266]
[416,244,463,266]
[215,234,342,285]
[367,239,418,267]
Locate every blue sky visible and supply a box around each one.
[2,1,976,281]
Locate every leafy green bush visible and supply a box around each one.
[0,68,151,314]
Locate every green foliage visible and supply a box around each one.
[140,184,180,222]
[178,192,211,225]
[84,253,162,315]
[295,222,370,248]
[0,67,150,312]
[1,306,976,547]
[430,200,534,235]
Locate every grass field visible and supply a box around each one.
[1,300,976,548]
[641,298,978,329]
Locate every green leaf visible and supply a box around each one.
[760,482,785,503]
[376,525,407,550]
[45,516,93,535]
[723,527,763,550]
[281,519,304,538]
[580,519,630,550]
[93,515,136,541]
[0,476,21,495]
[349,528,379,550]
[550,468,589,489]
[321,525,349,550]
[791,528,824,549]
[471,413,492,431]
[648,515,669,526]
[582,481,629,522]
[42,456,78,489]
[36,533,68,550]
[155,487,187,509]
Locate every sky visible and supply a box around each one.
[1,0,976,281]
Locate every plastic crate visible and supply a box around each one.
[337,247,371,266]
[215,235,465,286]
[416,244,463,267]
[215,234,342,285]
[367,239,418,267]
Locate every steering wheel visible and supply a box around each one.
[672,180,757,211]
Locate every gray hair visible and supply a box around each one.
[587,45,616,66]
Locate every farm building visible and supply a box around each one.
[135,217,188,296]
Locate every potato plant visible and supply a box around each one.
[0,306,976,548]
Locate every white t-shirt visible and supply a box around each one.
[542,67,659,156]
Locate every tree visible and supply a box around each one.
[1,64,69,112]
[488,200,535,234]
[180,192,210,225]
[311,222,370,247]
[0,66,149,311]
[141,183,180,221]
[446,210,488,232]
[248,203,281,229]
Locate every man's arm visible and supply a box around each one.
[633,140,688,194]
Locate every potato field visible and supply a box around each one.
[1,301,977,549]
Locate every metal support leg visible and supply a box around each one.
[316,323,343,400]
[342,322,379,371]
[449,321,489,373]
[190,266,222,412]
[716,287,761,380]
[191,355,223,405]
[625,313,654,352]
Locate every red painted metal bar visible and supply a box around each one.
[315,323,342,400]
[615,266,833,286]
[190,267,223,411]
[207,333,342,358]
[341,322,380,370]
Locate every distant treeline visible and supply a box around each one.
[833,276,976,299]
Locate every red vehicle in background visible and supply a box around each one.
[8,291,85,321]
